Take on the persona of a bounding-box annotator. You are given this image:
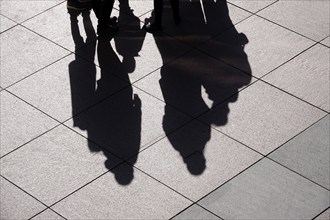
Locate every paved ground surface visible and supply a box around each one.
[1,0,329,219]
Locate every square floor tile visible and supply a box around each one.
[0,25,69,88]
[53,163,191,219]
[270,115,330,189]
[31,209,65,220]
[199,158,330,219]
[23,2,98,52]
[264,44,330,112]
[315,208,330,220]
[0,176,46,220]
[258,1,330,42]
[0,91,58,157]
[228,0,277,13]
[140,0,251,47]
[0,15,16,33]
[0,0,63,23]
[321,36,330,47]
[0,125,121,205]
[8,54,128,122]
[65,86,191,162]
[172,204,220,220]
[135,49,254,117]
[134,120,262,201]
[200,81,326,155]
[198,15,314,78]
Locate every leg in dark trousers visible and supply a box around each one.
[92,0,102,18]
[145,0,180,32]
[93,0,116,34]
[170,0,180,24]
[153,0,163,26]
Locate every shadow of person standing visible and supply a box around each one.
[68,7,145,185]
[114,0,146,74]
[148,0,252,175]
[68,10,97,130]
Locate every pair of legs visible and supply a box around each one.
[145,0,180,32]
[67,0,117,34]
[92,0,116,33]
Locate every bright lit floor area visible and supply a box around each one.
[0,0,329,219]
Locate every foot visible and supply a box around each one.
[143,22,163,33]
[109,16,118,25]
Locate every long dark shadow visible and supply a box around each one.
[148,0,252,175]
[68,3,145,185]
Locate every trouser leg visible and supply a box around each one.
[170,0,180,23]
[170,0,179,17]
[153,0,163,25]
[92,0,102,18]
[98,0,115,27]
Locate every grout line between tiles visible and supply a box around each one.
[0,0,66,28]
[259,77,329,114]
[45,162,126,208]
[267,156,330,192]
[28,207,68,220]
[2,52,72,90]
[312,206,330,220]
[196,203,224,220]
[0,175,50,210]
[255,13,325,44]
[227,0,279,15]
[169,202,224,220]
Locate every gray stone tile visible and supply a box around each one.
[0,15,16,33]
[0,176,46,220]
[270,115,330,189]
[0,0,62,23]
[258,1,330,42]
[321,36,330,47]
[199,158,330,220]
[198,15,314,78]
[140,1,251,47]
[200,81,326,155]
[23,2,98,52]
[264,44,330,112]
[31,209,65,220]
[134,120,262,201]
[227,0,277,13]
[0,25,69,88]
[65,86,191,161]
[0,91,58,157]
[8,54,128,122]
[173,204,220,220]
[53,163,191,219]
[134,49,255,117]
[0,125,121,205]
[315,208,330,220]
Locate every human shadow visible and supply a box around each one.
[147,0,252,175]
[68,5,145,185]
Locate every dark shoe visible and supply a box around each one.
[143,23,163,33]
[109,16,118,25]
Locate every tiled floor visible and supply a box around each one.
[0,0,329,219]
